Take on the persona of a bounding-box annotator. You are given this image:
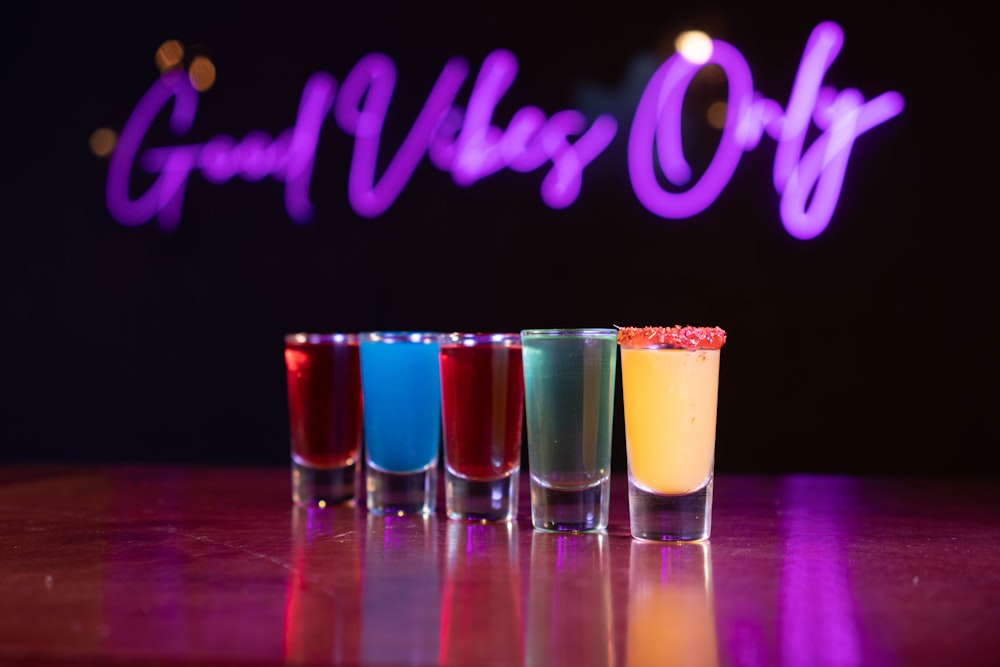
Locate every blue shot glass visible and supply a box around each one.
[360,331,442,515]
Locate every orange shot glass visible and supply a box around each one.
[618,325,726,541]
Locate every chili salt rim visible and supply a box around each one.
[616,325,727,350]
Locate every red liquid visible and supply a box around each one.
[285,338,363,468]
[439,342,524,480]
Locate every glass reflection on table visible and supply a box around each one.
[284,505,363,666]
[527,531,614,667]
[440,521,523,666]
[360,512,441,664]
[626,541,718,667]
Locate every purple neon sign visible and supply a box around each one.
[106,21,903,239]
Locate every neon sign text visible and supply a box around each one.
[629,21,904,238]
[106,21,903,239]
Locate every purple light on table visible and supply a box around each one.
[778,476,863,666]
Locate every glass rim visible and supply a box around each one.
[438,332,521,345]
[284,332,358,345]
[360,331,440,343]
[619,342,724,351]
[520,328,617,338]
[616,325,727,351]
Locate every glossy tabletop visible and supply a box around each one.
[1,466,998,666]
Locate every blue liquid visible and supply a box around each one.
[360,336,442,472]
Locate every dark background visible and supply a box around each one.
[1,1,995,476]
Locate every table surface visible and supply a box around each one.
[1,466,998,667]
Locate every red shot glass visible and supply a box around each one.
[284,333,363,507]
[438,333,524,521]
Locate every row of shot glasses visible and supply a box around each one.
[284,326,725,541]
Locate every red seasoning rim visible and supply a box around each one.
[616,325,727,350]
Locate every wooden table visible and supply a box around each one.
[1,466,998,666]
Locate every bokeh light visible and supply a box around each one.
[155,40,184,72]
[189,56,217,92]
[707,101,727,130]
[676,30,713,65]
[89,127,117,157]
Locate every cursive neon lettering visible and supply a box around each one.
[276,71,337,222]
[107,70,198,230]
[628,38,753,219]
[768,24,905,238]
[629,21,904,239]
[104,22,903,239]
[107,71,335,227]
[450,49,518,186]
[436,49,618,207]
[334,53,469,218]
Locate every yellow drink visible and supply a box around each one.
[621,347,720,494]
[618,325,725,541]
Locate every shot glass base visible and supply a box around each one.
[628,476,713,542]
[366,463,438,515]
[529,475,609,532]
[291,459,357,507]
[445,469,519,522]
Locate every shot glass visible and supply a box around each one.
[521,328,617,532]
[360,331,441,515]
[439,333,524,521]
[284,333,363,507]
[617,325,727,541]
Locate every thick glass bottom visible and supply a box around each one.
[366,461,437,515]
[445,468,518,522]
[628,474,713,542]
[291,458,357,507]
[529,474,610,532]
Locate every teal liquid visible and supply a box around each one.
[522,333,617,488]
[360,337,441,472]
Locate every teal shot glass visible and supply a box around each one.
[521,328,617,531]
